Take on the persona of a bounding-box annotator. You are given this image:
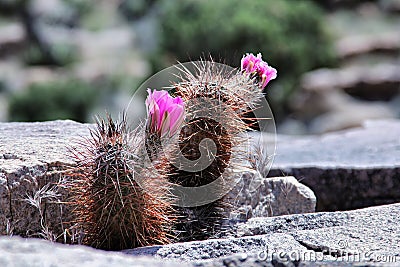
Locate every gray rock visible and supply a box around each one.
[3,203,399,266]
[126,233,307,262]
[0,236,186,267]
[335,32,400,59]
[125,203,400,266]
[228,174,316,220]
[268,119,400,211]
[278,118,308,135]
[301,64,400,101]
[308,96,395,133]
[0,120,90,238]
[290,88,396,132]
[73,27,149,82]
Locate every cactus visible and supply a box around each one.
[65,53,277,248]
[163,60,270,241]
[169,62,263,241]
[65,114,175,250]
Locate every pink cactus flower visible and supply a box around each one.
[256,61,277,89]
[241,53,277,89]
[146,89,185,137]
[241,53,262,73]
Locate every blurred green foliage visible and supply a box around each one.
[9,79,97,122]
[154,0,337,119]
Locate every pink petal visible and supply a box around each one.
[151,89,168,102]
[159,111,171,137]
[241,53,263,74]
[173,96,184,105]
[168,105,185,135]
[145,89,186,137]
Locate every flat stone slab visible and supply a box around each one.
[335,33,400,59]
[1,202,399,266]
[0,236,186,267]
[268,119,400,211]
[301,63,400,101]
[0,120,89,171]
[0,120,90,237]
[125,203,400,266]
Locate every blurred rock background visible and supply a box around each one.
[0,0,398,134]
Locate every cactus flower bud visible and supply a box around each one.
[241,53,277,88]
[146,89,185,137]
[241,53,262,73]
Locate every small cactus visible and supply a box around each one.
[66,114,174,250]
[169,60,267,241]
[65,52,277,248]
[144,57,276,241]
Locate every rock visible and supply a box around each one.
[233,203,400,260]
[0,236,186,267]
[301,64,400,101]
[125,203,400,265]
[335,33,400,59]
[3,204,399,266]
[228,174,316,220]
[308,96,395,134]
[389,94,400,117]
[126,234,307,262]
[290,89,396,133]
[268,119,400,211]
[0,120,90,238]
[33,25,149,83]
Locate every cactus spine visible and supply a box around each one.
[66,115,174,250]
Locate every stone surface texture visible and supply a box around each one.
[125,203,400,266]
[268,119,400,211]
[228,174,316,220]
[0,236,186,267]
[0,120,90,238]
[1,203,399,266]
